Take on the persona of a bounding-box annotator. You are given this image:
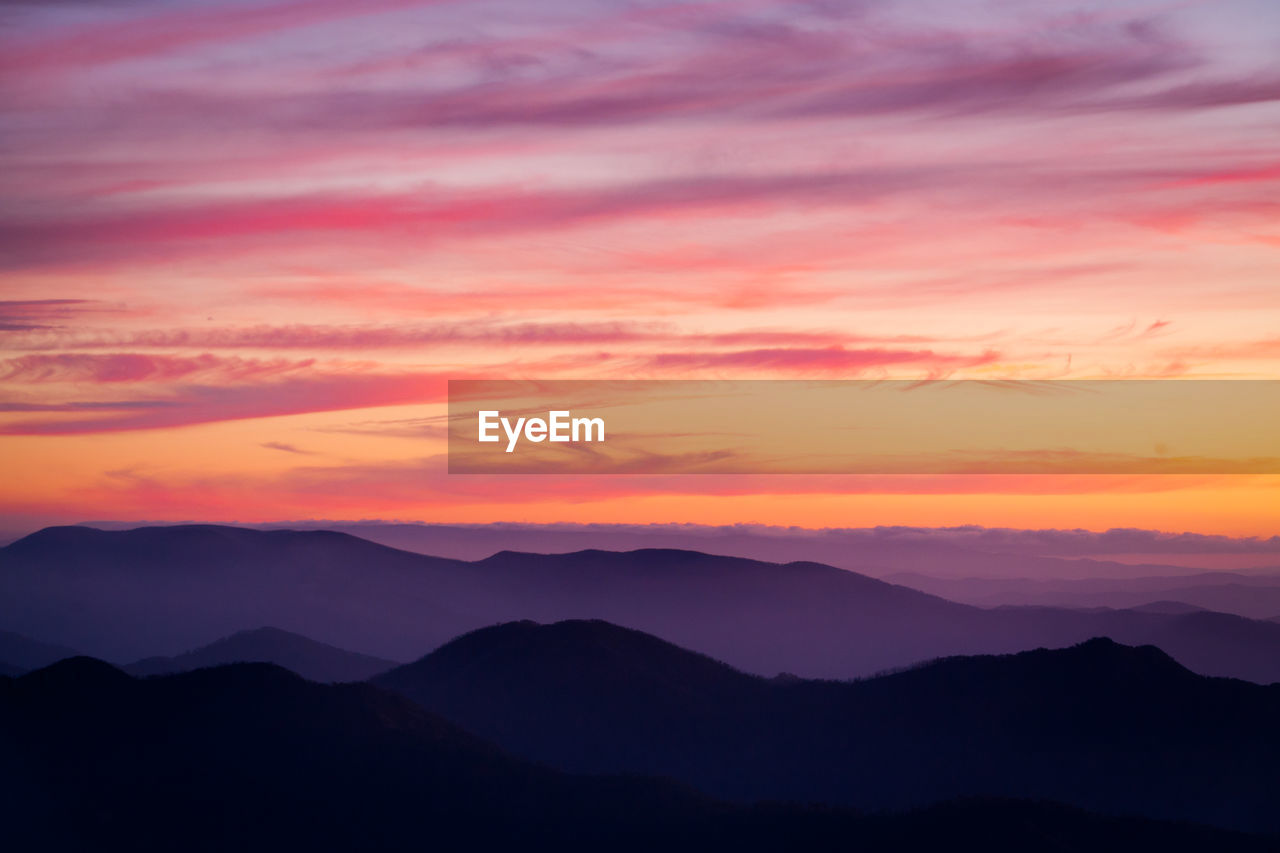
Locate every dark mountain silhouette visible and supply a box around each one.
[377,620,1280,834]
[7,525,1280,682]
[125,627,398,682]
[2,657,1274,853]
[376,620,760,773]
[0,628,77,671]
[0,656,723,852]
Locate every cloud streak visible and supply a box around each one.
[0,352,314,383]
[645,346,1001,376]
[0,370,451,434]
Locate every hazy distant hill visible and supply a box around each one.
[1125,601,1210,614]
[6,525,1280,682]
[1,657,1273,852]
[254,520,1240,579]
[0,629,77,671]
[0,525,477,662]
[74,520,1280,578]
[377,621,1280,833]
[886,572,1280,620]
[125,627,398,682]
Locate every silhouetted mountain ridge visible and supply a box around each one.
[7,524,1280,682]
[377,621,1280,833]
[379,620,759,758]
[8,655,1270,851]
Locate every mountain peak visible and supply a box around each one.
[1063,636,1188,670]
[19,656,133,692]
[125,625,397,682]
[395,618,752,679]
[377,619,760,719]
[893,635,1197,690]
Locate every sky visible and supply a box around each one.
[0,0,1278,538]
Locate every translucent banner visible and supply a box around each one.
[447,380,1280,474]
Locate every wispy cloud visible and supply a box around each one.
[260,440,315,454]
[0,369,451,434]
[644,346,1001,376]
[0,352,314,382]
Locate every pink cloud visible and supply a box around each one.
[0,299,132,331]
[0,169,934,269]
[0,370,452,434]
[0,0,436,74]
[645,346,1001,376]
[261,441,315,455]
[1,320,989,353]
[0,352,314,383]
[10,4,1238,147]
[1163,338,1280,363]
[1,321,667,351]
[0,299,95,331]
[256,279,858,314]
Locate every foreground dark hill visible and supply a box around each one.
[6,525,1280,682]
[0,657,758,852]
[377,620,760,773]
[378,621,1280,834]
[125,627,398,682]
[5,660,1266,852]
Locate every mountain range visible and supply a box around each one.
[375,620,1280,834]
[5,524,1280,682]
[2,655,1274,852]
[234,520,1280,579]
[887,571,1280,620]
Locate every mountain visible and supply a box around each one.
[1125,601,1210,614]
[1,657,1273,852]
[245,520,1241,579]
[0,525,478,662]
[886,571,1280,620]
[125,627,398,682]
[0,656,734,852]
[376,620,759,773]
[0,628,78,671]
[7,525,1280,682]
[377,621,1280,834]
[0,660,23,677]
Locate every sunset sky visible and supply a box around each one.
[1,0,1278,538]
